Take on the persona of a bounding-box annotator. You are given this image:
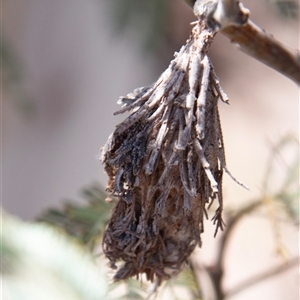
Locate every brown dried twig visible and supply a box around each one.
[221,21,300,85]
[188,0,300,85]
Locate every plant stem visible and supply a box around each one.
[224,256,299,299]
[207,200,263,299]
[221,21,300,85]
[184,0,300,85]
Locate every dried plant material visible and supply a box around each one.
[101,19,245,283]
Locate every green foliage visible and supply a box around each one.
[39,185,203,299]
[271,0,299,19]
[1,36,34,114]
[1,211,108,300]
[166,267,202,299]
[38,185,113,249]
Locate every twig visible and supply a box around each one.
[207,200,263,299]
[215,200,263,269]
[202,199,298,299]
[185,0,300,85]
[221,21,300,85]
[224,256,300,299]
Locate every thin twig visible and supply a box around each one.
[203,199,299,300]
[206,200,263,299]
[224,256,300,299]
[216,200,263,269]
[184,0,300,85]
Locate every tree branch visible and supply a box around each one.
[221,21,300,85]
[184,0,300,85]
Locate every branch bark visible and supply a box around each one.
[184,0,300,85]
[221,21,300,85]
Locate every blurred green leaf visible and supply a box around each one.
[166,265,202,300]
[1,36,34,114]
[1,211,108,300]
[38,184,114,247]
[38,136,298,299]
[107,0,169,55]
[273,0,299,18]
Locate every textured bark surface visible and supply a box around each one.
[101,20,234,283]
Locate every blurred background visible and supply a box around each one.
[2,0,299,299]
